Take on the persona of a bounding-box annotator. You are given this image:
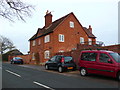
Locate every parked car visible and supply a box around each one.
[11,57,24,64]
[78,50,120,80]
[45,55,76,73]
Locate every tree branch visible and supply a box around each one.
[0,0,34,22]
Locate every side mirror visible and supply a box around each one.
[108,59,113,64]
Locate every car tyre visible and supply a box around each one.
[58,66,63,73]
[80,68,87,76]
[21,62,23,64]
[45,65,49,70]
[117,72,120,81]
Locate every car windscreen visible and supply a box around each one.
[109,53,120,63]
[64,56,73,62]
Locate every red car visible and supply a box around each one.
[78,50,120,80]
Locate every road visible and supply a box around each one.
[2,62,120,89]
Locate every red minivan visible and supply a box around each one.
[78,50,120,80]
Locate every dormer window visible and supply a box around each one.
[70,21,74,28]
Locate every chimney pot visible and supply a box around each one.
[44,10,52,28]
[89,25,92,33]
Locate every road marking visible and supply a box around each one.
[33,81,54,90]
[6,70,21,77]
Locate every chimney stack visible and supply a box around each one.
[44,10,52,28]
[88,25,92,33]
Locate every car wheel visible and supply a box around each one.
[117,72,120,81]
[80,68,87,76]
[58,66,63,73]
[45,65,49,70]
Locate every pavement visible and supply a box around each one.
[18,63,80,77]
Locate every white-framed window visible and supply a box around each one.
[88,38,92,45]
[59,34,64,42]
[44,35,50,43]
[32,40,36,46]
[59,50,64,52]
[38,38,41,45]
[80,37,84,44]
[44,50,50,59]
[70,21,74,28]
[32,53,35,60]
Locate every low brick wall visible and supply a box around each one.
[55,44,120,66]
[8,44,120,65]
[102,44,120,53]
[8,54,30,64]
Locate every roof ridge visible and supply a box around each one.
[52,12,72,24]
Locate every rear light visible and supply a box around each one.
[61,58,64,63]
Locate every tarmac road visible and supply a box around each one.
[2,62,120,89]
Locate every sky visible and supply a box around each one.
[0,0,119,54]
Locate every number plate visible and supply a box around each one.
[67,67,73,69]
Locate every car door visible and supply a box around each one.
[50,56,57,69]
[96,53,116,77]
[80,52,98,74]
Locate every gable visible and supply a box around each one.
[29,12,96,41]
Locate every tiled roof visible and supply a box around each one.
[83,27,96,38]
[29,12,96,41]
[29,13,70,41]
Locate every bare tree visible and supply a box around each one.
[0,35,15,54]
[0,0,34,22]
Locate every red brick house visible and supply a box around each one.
[29,11,96,64]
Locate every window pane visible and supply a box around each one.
[51,56,56,61]
[88,38,92,45]
[99,53,110,63]
[110,53,120,63]
[80,37,84,44]
[59,34,64,42]
[44,35,50,43]
[81,53,97,61]
[70,21,74,28]
[44,50,50,59]
[32,40,36,46]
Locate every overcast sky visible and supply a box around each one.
[0,0,119,54]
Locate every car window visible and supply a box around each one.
[99,53,111,63]
[50,56,56,61]
[64,56,73,62]
[81,52,97,61]
[15,57,22,59]
[56,56,62,62]
[110,53,120,63]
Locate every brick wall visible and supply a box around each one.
[8,54,30,64]
[55,44,120,66]
[102,44,120,53]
